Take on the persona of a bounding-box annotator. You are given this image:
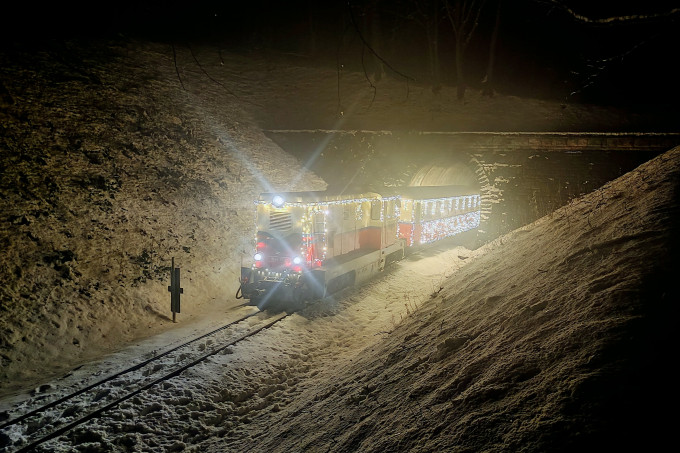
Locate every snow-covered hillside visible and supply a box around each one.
[1,37,677,452]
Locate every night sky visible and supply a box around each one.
[4,0,679,108]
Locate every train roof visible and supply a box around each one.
[258,185,478,206]
[258,191,383,205]
[393,185,479,200]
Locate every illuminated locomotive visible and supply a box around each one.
[237,186,481,308]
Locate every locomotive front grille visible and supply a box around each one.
[269,211,292,231]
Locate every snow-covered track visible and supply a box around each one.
[0,311,290,453]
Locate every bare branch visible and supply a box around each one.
[171,42,186,91]
[443,0,487,47]
[346,1,417,83]
[568,31,663,97]
[361,45,378,107]
[538,0,680,24]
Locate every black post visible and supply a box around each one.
[168,257,183,322]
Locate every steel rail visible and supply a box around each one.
[0,310,262,431]
[10,312,290,453]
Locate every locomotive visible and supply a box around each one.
[237,185,481,308]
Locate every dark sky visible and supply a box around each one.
[4,1,679,107]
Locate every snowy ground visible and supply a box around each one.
[1,38,678,452]
[2,147,678,452]
[4,37,637,395]
[1,238,477,451]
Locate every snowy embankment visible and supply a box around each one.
[2,36,678,452]
[1,238,475,452]
[0,40,325,395]
[4,148,676,452]
[199,146,676,452]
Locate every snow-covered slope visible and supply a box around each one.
[1,37,677,452]
[203,146,678,452]
[0,40,326,394]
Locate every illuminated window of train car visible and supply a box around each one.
[386,199,396,219]
[371,201,381,220]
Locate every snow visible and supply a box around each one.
[1,38,678,451]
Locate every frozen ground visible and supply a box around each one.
[2,146,677,452]
[1,38,678,451]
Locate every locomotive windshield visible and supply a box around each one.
[255,232,303,271]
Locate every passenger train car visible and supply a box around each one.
[237,186,481,308]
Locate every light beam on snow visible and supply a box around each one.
[214,129,276,194]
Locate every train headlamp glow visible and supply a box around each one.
[292,256,302,265]
[272,195,285,208]
[254,253,263,261]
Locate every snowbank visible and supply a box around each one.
[201,146,679,452]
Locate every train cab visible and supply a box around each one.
[238,190,405,307]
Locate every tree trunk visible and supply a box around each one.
[307,0,317,56]
[482,0,502,96]
[429,0,442,93]
[428,25,442,92]
[456,38,466,100]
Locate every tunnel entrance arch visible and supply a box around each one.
[409,159,479,187]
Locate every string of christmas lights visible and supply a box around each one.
[416,211,480,244]
[252,193,481,268]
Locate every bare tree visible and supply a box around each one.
[536,1,680,24]
[395,0,446,93]
[534,1,680,100]
[307,0,318,56]
[346,0,385,93]
[443,0,487,100]
[345,1,416,105]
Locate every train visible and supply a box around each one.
[237,185,481,309]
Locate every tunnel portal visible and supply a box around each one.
[266,130,678,244]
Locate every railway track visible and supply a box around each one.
[0,310,291,453]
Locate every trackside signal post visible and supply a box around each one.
[168,257,183,322]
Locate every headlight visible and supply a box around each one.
[292,256,302,265]
[272,195,285,208]
[254,253,263,261]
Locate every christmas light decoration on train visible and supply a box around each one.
[239,187,482,307]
